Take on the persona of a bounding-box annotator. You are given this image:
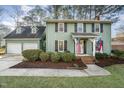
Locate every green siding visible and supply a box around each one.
[46,22,111,55]
[86,24,92,33]
[102,24,111,54]
[46,23,74,53]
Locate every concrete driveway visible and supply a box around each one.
[0,54,111,77]
[0,54,23,71]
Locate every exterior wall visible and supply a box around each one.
[86,24,92,33]
[101,23,111,54]
[46,23,74,53]
[46,22,111,55]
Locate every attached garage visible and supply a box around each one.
[4,26,46,54]
[7,43,22,54]
[6,41,40,54]
[23,43,38,50]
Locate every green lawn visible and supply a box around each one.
[0,64,124,88]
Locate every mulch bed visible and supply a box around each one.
[95,56,124,67]
[10,59,87,70]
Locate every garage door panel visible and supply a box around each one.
[23,43,38,50]
[7,43,22,54]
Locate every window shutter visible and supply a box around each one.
[84,23,86,32]
[64,23,67,32]
[55,23,58,32]
[64,40,67,51]
[55,40,58,51]
[100,23,103,33]
[75,23,77,32]
[92,23,94,32]
[84,40,86,54]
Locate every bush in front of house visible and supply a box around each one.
[51,53,60,62]
[61,52,73,62]
[47,51,55,60]
[22,49,42,62]
[112,50,124,57]
[39,52,49,62]
[95,53,109,59]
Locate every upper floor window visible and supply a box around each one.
[58,23,64,32]
[77,23,83,33]
[95,23,100,33]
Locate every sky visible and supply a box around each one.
[0,5,124,37]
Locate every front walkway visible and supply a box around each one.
[0,54,111,77]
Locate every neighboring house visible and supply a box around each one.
[4,26,46,54]
[112,32,124,51]
[45,19,111,56]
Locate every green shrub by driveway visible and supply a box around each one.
[39,52,49,62]
[22,49,42,62]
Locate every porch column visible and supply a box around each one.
[93,39,96,56]
[74,38,77,56]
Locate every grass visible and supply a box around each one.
[0,64,124,88]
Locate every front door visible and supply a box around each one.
[75,39,84,55]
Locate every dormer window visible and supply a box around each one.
[16,27,22,34]
[31,26,38,34]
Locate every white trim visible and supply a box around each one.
[5,38,41,40]
[58,40,64,52]
[58,23,64,32]
[72,35,98,38]
[77,23,84,33]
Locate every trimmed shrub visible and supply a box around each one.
[70,53,76,61]
[112,50,124,57]
[47,52,54,60]
[39,52,49,62]
[51,53,60,62]
[61,53,73,62]
[95,53,109,59]
[22,49,42,62]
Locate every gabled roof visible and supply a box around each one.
[4,26,46,39]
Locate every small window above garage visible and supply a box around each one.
[31,26,38,34]
[16,27,22,34]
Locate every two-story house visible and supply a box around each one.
[45,19,111,56]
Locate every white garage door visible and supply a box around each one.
[7,43,22,54]
[23,43,38,50]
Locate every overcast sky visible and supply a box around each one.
[1,5,124,37]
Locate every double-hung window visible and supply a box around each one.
[95,23,100,33]
[58,23,64,32]
[77,23,83,33]
[58,40,64,52]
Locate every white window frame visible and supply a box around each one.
[16,27,22,34]
[77,23,84,33]
[31,26,37,34]
[58,40,64,52]
[94,23,100,33]
[58,23,64,32]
